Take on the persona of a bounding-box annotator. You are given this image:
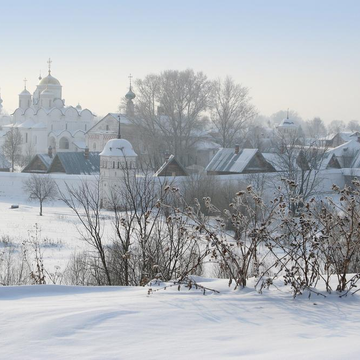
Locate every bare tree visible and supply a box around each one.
[2,127,22,172]
[58,179,112,285]
[133,69,212,167]
[210,76,257,147]
[23,174,58,216]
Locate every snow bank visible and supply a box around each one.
[0,280,360,359]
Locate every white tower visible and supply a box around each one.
[19,78,32,110]
[276,110,299,137]
[100,119,138,207]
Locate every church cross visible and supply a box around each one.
[47,58,52,74]
[23,78,27,90]
[128,73,133,89]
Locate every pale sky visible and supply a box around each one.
[1,0,360,122]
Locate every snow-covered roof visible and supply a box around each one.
[262,153,283,171]
[86,113,132,134]
[17,119,36,129]
[154,155,189,177]
[262,152,307,172]
[206,148,259,173]
[108,113,132,125]
[100,138,137,157]
[336,140,360,168]
[48,152,100,175]
[277,118,298,128]
[38,154,54,167]
[73,140,86,150]
[193,139,221,151]
[321,132,360,142]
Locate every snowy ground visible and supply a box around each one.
[1,173,360,359]
[1,278,360,360]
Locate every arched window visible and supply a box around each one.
[59,137,70,150]
[49,137,56,150]
[93,143,96,150]
[106,125,109,131]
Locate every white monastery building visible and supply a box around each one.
[6,59,96,156]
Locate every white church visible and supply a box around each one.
[5,59,96,156]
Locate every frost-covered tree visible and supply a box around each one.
[347,120,360,132]
[210,76,257,147]
[328,119,346,134]
[133,69,212,167]
[304,117,327,138]
[2,127,22,172]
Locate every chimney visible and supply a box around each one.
[165,152,170,161]
[48,146,53,158]
[84,146,89,159]
[234,144,240,154]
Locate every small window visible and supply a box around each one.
[25,133,28,143]
[85,124,87,131]
[113,161,115,169]
[117,162,120,169]
[93,143,96,150]
[106,125,109,131]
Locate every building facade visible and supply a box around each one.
[5,60,96,158]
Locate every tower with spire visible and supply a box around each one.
[19,77,32,110]
[276,109,299,137]
[125,74,136,117]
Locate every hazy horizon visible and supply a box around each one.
[1,0,360,123]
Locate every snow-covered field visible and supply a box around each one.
[1,173,360,359]
[1,278,360,360]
